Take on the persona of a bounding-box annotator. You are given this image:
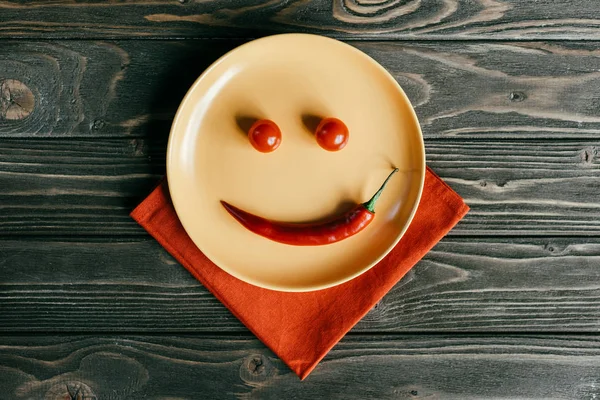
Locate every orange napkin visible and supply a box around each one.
[131,167,469,379]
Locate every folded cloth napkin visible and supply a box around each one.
[131,167,469,379]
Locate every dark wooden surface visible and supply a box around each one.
[1,0,600,40]
[0,139,599,236]
[3,40,600,139]
[2,335,600,400]
[3,237,600,333]
[2,1,600,399]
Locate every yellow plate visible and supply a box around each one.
[167,34,425,292]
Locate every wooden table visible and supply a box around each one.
[2,2,600,398]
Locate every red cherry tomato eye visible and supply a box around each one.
[315,117,349,151]
[248,119,281,153]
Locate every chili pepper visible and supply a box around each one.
[220,168,398,246]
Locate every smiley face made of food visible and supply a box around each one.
[166,34,425,291]
[221,117,399,246]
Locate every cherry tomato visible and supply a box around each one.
[315,117,349,151]
[248,119,281,153]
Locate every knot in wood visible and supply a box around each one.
[130,138,147,156]
[365,300,388,322]
[581,146,597,165]
[249,355,265,375]
[91,119,105,131]
[44,381,96,400]
[240,354,277,384]
[0,79,34,120]
[544,243,563,255]
[508,91,526,102]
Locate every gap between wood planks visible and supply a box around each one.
[0,331,598,337]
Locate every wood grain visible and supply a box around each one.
[1,0,600,40]
[1,334,600,399]
[0,139,163,236]
[2,237,600,333]
[429,141,600,235]
[0,40,240,138]
[3,2,598,397]
[2,40,600,139]
[0,138,599,237]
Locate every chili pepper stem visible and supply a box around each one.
[363,168,399,213]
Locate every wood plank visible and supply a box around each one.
[429,141,600,236]
[3,40,600,139]
[1,1,600,40]
[0,139,162,236]
[0,40,239,138]
[0,334,599,399]
[0,138,599,237]
[3,237,600,333]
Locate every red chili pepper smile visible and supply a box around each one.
[221,168,398,246]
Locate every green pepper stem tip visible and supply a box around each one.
[363,168,399,213]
